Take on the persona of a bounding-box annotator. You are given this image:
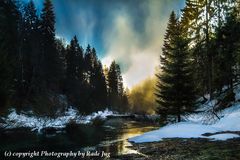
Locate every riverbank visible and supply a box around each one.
[113,137,240,160]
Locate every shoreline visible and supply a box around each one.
[113,138,240,160]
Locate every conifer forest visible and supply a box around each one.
[1,0,240,159]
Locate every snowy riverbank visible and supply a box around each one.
[0,107,116,133]
[129,87,240,143]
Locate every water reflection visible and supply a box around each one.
[0,119,159,158]
[96,119,159,156]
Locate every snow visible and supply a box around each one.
[77,109,114,124]
[1,107,115,133]
[212,110,240,131]
[208,133,240,141]
[129,122,219,143]
[234,86,240,101]
[129,87,240,143]
[129,109,240,143]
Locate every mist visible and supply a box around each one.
[27,0,185,88]
[102,0,185,88]
[128,76,157,114]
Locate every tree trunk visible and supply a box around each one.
[177,114,181,122]
[206,0,213,100]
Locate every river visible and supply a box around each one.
[0,118,159,159]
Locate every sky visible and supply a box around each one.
[24,0,185,88]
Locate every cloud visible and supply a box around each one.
[30,0,185,88]
[75,10,96,46]
[102,0,185,88]
[53,1,98,47]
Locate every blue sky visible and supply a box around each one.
[22,0,185,88]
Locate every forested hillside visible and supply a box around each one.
[0,0,128,116]
[156,0,240,122]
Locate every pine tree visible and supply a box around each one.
[214,9,240,95]
[155,12,196,122]
[55,38,67,92]
[116,64,124,97]
[15,0,40,109]
[81,45,95,113]
[66,36,81,80]
[90,48,108,110]
[55,38,67,76]
[107,61,128,111]
[108,61,118,110]
[121,90,129,112]
[65,36,84,110]
[82,46,108,112]
[182,0,218,99]
[182,0,207,97]
[0,0,19,111]
[84,44,92,84]
[40,0,62,91]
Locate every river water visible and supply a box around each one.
[0,118,159,159]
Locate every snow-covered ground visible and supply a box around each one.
[0,107,116,133]
[129,87,240,143]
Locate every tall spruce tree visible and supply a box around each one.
[40,0,62,91]
[66,36,84,110]
[155,12,196,122]
[116,64,124,97]
[66,36,82,81]
[82,46,108,112]
[108,61,119,110]
[15,0,41,109]
[214,9,240,95]
[181,0,207,97]
[0,0,19,111]
[182,0,216,99]
[66,43,109,113]
[107,61,127,111]
[89,48,108,110]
